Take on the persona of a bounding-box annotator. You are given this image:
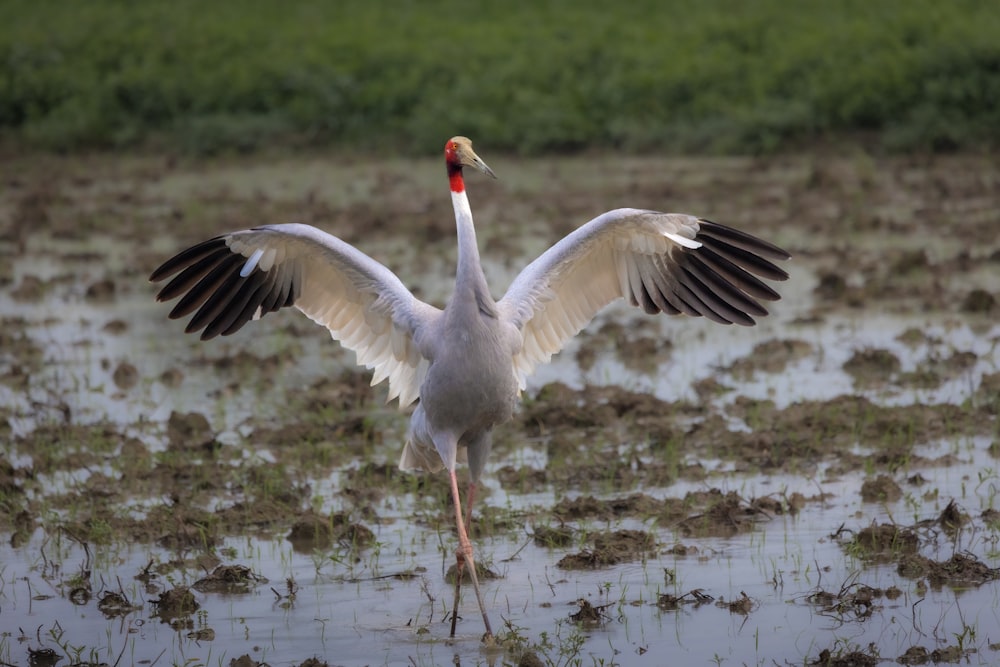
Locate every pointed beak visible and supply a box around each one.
[471,155,497,179]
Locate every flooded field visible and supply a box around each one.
[1,150,999,666]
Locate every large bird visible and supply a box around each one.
[149,136,790,642]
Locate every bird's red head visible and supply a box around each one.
[444,136,496,193]
[445,138,464,192]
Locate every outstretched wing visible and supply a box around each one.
[150,223,440,407]
[497,208,790,389]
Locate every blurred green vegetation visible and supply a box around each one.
[2,0,998,155]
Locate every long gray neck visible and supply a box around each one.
[451,189,496,318]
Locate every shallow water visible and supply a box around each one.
[1,153,999,666]
[2,443,998,666]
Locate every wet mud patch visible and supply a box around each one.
[837,500,1000,592]
[805,582,900,623]
[860,474,902,502]
[897,350,978,389]
[557,529,656,569]
[574,320,673,373]
[724,338,813,379]
[287,510,375,553]
[841,522,920,562]
[445,560,502,585]
[675,490,778,537]
[531,523,575,548]
[152,586,199,626]
[897,553,1000,588]
[655,588,715,611]
[0,317,44,388]
[842,348,901,386]
[552,492,670,522]
[809,647,880,667]
[569,598,612,624]
[97,590,143,618]
[166,410,220,454]
[193,564,268,594]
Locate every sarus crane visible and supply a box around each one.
[150,136,790,642]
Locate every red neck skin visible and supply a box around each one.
[448,163,465,193]
[445,143,465,193]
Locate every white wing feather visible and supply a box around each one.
[166,223,439,407]
[498,208,702,389]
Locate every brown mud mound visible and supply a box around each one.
[558,529,656,569]
[805,583,897,622]
[859,474,902,502]
[552,493,667,522]
[896,552,1000,588]
[842,522,919,561]
[725,338,813,379]
[97,591,142,619]
[287,511,375,552]
[809,647,879,667]
[842,348,901,386]
[152,586,199,623]
[656,589,715,611]
[676,491,776,537]
[193,564,268,594]
[569,598,612,624]
[166,410,220,454]
[445,560,501,585]
[532,524,575,548]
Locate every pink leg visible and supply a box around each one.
[465,481,477,532]
[447,470,493,640]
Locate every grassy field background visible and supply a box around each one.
[2,0,999,155]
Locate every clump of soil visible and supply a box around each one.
[569,598,610,624]
[152,586,199,622]
[10,275,46,302]
[725,338,813,378]
[676,491,773,537]
[553,493,666,522]
[860,474,902,502]
[897,646,930,665]
[112,361,139,390]
[937,499,968,531]
[897,553,1000,587]
[97,591,142,618]
[842,348,900,385]
[897,645,974,665]
[193,564,268,594]
[846,523,919,559]
[496,465,549,493]
[166,410,219,454]
[102,319,129,334]
[532,524,575,548]
[810,647,879,667]
[445,560,501,585]
[557,529,655,569]
[719,591,756,615]
[287,511,375,552]
[806,584,887,621]
[961,288,995,313]
[85,278,116,302]
[898,351,977,389]
[656,589,714,611]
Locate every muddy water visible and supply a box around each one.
[1,153,999,666]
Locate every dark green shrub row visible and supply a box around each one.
[2,0,998,154]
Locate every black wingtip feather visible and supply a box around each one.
[697,219,791,262]
[150,237,229,283]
